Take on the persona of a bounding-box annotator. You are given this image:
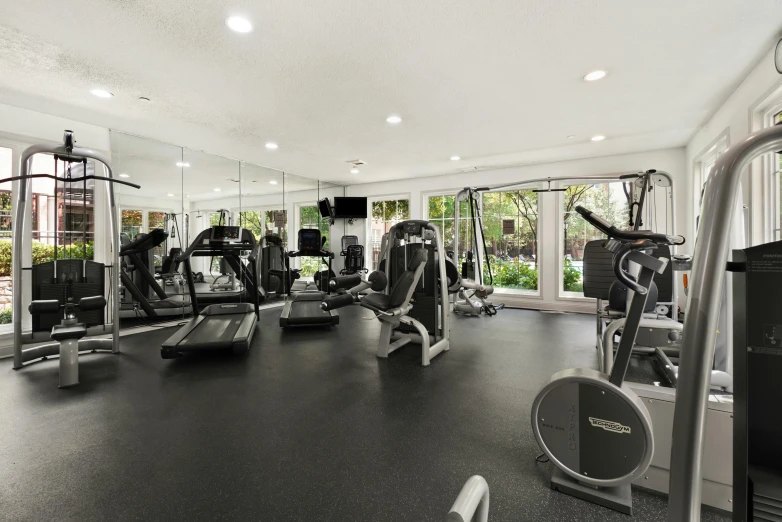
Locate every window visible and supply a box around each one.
[121,210,143,240]
[0,147,13,325]
[240,209,287,244]
[427,194,473,256]
[148,211,166,267]
[561,183,630,296]
[370,199,409,270]
[693,134,728,241]
[481,190,539,292]
[30,154,95,260]
[298,206,329,278]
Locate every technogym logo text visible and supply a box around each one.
[588,417,631,434]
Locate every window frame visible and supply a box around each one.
[0,139,21,336]
[691,130,729,243]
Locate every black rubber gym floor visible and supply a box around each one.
[0,307,729,521]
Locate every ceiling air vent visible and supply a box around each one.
[346,159,366,166]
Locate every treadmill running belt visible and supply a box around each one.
[287,299,335,325]
[181,316,243,346]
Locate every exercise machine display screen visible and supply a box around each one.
[299,229,321,250]
[211,226,242,242]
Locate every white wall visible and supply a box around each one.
[685,47,782,246]
[347,148,686,312]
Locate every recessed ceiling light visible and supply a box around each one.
[138,96,151,102]
[225,16,253,33]
[567,135,576,139]
[89,89,113,98]
[450,156,461,161]
[584,70,607,82]
[167,193,174,197]
[386,115,402,124]
[591,135,606,142]
[269,180,278,185]
[176,162,190,167]
[265,142,278,150]
[214,188,221,192]
[119,173,130,178]
[350,168,360,174]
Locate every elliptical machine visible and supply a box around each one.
[530,206,685,515]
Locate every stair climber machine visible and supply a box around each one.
[279,229,339,327]
[161,225,261,358]
[322,220,451,366]
[531,206,686,515]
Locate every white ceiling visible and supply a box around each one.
[0,0,780,185]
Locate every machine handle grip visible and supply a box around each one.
[78,295,107,312]
[321,293,355,311]
[28,300,61,315]
[613,241,656,295]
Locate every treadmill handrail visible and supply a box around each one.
[575,206,685,246]
[175,228,259,263]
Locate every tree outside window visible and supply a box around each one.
[428,194,472,262]
[371,199,409,270]
[121,210,143,240]
[481,190,538,291]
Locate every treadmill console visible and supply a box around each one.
[298,229,321,250]
[211,226,243,243]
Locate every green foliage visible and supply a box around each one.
[372,199,409,222]
[0,240,94,277]
[482,254,538,290]
[562,256,583,293]
[0,307,11,324]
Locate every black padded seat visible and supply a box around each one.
[362,293,393,312]
[362,248,428,313]
[50,324,88,342]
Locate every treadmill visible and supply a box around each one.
[279,229,339,327]
[119,229,191,318]
[161,226,261,358]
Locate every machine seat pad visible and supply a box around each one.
[50,324,88,342]
[361,293,394,312]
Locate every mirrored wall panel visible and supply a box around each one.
[110,132,186,326]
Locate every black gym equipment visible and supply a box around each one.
[119,228,191,318]
[339,235,367,275]
[531,205,685,515]
[279,229,339,328]
[161,225,260,358]
[732,239,782,521]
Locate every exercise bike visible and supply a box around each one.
[530,206,685,514]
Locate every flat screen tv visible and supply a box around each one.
[318,198,333,218]
[333,197,368,219]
